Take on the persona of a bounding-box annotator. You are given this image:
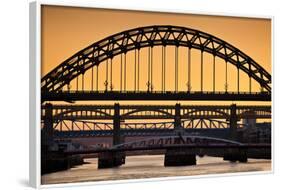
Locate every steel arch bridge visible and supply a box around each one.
[41,25,271,102]
[41,25,272,169]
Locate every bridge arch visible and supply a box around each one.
[42,25,271,94]
[122,108,173,117]
[52,109,112,122]
[112,135,244,150]
[182,109,229,119]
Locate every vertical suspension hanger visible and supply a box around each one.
[96,65,99,91]
[213,55,216,93]
[105,58,108,91]
[79,58,84,92]
[124,52,127,92]
[91,66,94,91]
[174,46,176,92]
[237,66,240,93]
[225,59,228,92]
[163,46,166,92]
[249,64,252,93]
[134,49,137,92]
[147,47,151,91]
[201,50,203,92]
[110,58,113,91]
[162,46,164,92]
[137,49,140,91]
[188,47,191,92]
[151,46,153,91]
[175,46,179,92]
[120,53,123,92]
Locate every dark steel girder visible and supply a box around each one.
[42,104,271,122]
[41,91,271,102]
[63,144,271,155]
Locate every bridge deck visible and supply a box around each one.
[62,144,271,155]
[42,91,271,102]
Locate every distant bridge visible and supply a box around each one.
[42,104,271,121]
[62,135,270,154]
[60,135,271,168]
[42,103,271,141]
[50,118,247,138]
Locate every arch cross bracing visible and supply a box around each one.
[41,25,271,97]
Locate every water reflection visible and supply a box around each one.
[41,155,271,185]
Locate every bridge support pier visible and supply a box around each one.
[98,151,126,169]
[164,148,196,166]
[113,103,122,145]
[43,103,54,143]
[229,104,238,141]
[174,103,184,135]
[223,148,247,163]
[99,103,126,169]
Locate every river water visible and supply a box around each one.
[41,155,271,185]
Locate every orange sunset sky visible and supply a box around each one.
[41,5,271,106]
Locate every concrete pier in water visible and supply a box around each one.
[164,148,196,166]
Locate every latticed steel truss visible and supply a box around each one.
[50,119,246,132]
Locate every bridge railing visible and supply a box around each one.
[45,90,270,95]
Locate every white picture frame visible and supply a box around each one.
[29,1,274,189]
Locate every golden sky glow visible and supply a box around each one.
[41,5,271,106]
